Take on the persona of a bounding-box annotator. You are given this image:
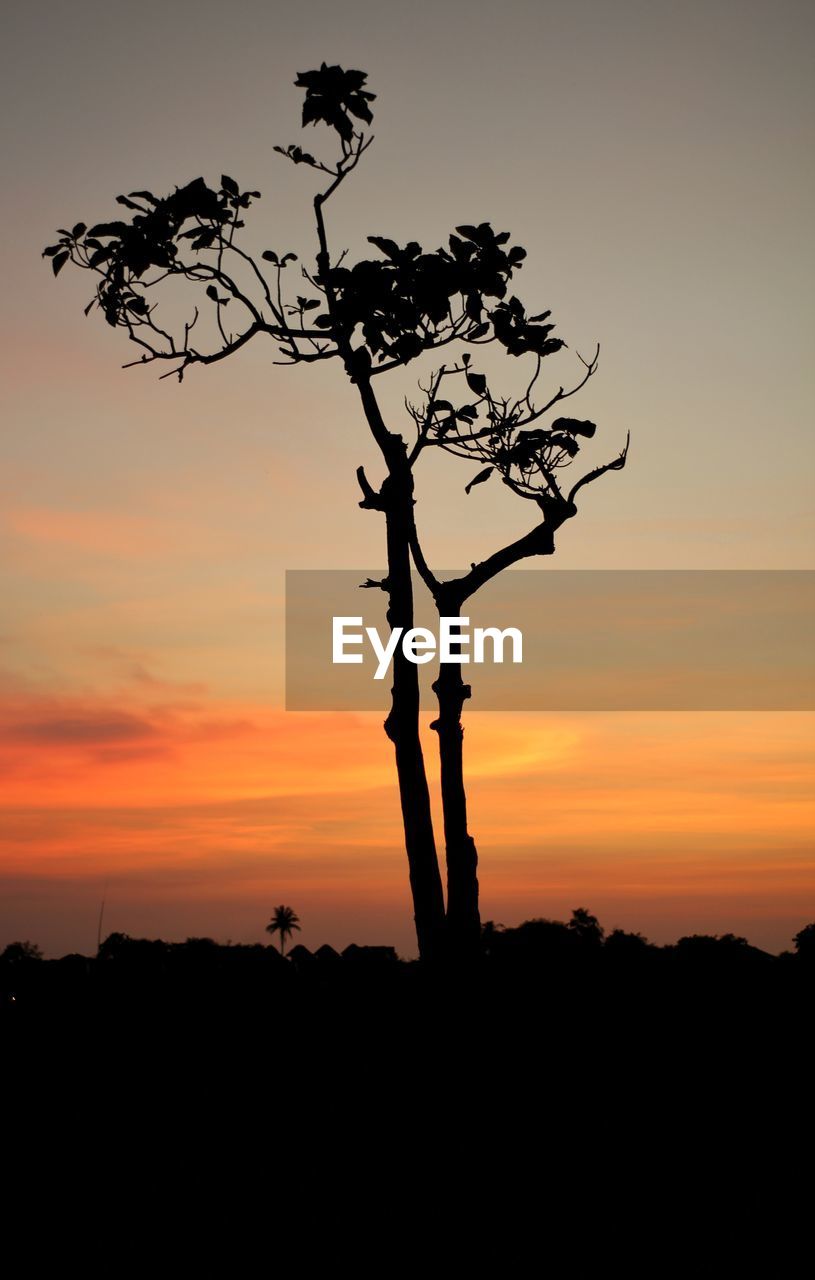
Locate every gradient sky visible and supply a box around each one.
[1,0,813,956]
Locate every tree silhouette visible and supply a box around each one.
[792,922,815,958]
[568,907,605,947]
[266,906,301,957]
[44,63,626,963]
[1,940,44,965]
[409,357,627,954]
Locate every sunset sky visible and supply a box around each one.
[1,0,813,956]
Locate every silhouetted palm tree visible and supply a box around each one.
[266,906,301,957]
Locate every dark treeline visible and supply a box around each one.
[4,910,811,1254]
[2,909,813,1024]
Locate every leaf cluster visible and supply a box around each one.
[295,63,375,141]
[322,224,559,368]
[44,176,260,326]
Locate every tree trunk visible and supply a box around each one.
[343,367,446,961]
[308,233,446,963]
[424,524,564,960]
[381,467,447,963]
[430,589,481,961]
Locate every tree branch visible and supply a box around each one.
[408,524,442,599]
[568,432,630,505]
[436,518,563,608]
[356,465,386,510]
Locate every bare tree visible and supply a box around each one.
[44,63,626,963]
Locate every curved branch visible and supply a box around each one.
[516,343,600,427]
[408,523,441,599]
[568,431,630,505]
[438,519,562,607]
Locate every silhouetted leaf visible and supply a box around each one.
[302,97,325,128]
[466,371,487,396]
[295,63,375,141]
[52,251,69,276]
[206,285,219,301]
[465,467,493,494]
[538,337,564,356]
[346,94,374,124]
[87,221,128,238]
[368,236,400,260]
[281,252,298,265]
[115,195,145,210]
[262,250,279,265]
[465,292,482,322]
[547,433,580,456]
[552,417,597,438]
[71,222,86,238]
[284,145,316,166]
[455,222,495,248]
[392,332,423,362]
[221,174,239,195]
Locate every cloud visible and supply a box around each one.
[6,711,158,746]
[3,507,165,557]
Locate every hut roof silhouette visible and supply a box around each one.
[341,944,398,965]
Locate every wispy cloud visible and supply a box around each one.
[3,506,166,557]
[5,711,159,746]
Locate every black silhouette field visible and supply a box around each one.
[3,911,811,1262]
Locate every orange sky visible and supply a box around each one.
[1,0,813,956]
[1,652,812,953]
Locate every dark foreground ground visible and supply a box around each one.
[3,923,812,1266]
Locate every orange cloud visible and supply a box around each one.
[3,506,168,557]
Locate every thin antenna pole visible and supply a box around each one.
[97,884,108,953]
